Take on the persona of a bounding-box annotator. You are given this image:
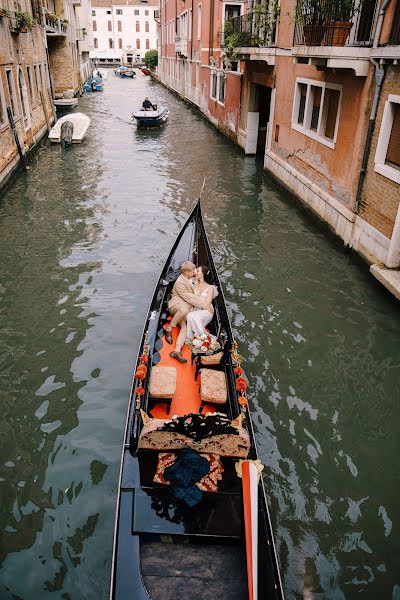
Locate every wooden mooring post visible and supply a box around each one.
[7,106,27,172]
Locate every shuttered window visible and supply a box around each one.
[386,103,400,169]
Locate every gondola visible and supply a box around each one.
[110,199,284,600]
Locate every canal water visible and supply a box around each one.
[0,73,399,600]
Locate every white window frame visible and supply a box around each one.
[374,94,400,184]
[0,75,7,129]
[5,68,19,119]
[210,69,226,105]
[18,67,31,129]
[26,65,35,106]
[291,77,342,149]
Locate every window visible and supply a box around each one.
[146,38,150,49]
[145,20,149,32]
[145,9,149,15]
[136,38,140,49]
[210,70,217,100]
[0,76,7,126]
[94,37,98,48]
[108,20,112,31]
[38,64,45,95]
[116,8,122,14]
[136,21,140,32]
[292,78,342,148]
[188,8,192,40]
[118,20,122,31]
[33,65,39,99]
[218,74,225,103]
[26,65,34,104]
[374,94,400,184]
[134,9,139,15]
[109,38,114,48]
[106,9,111,14]
[18,69,29,123]
[197,4,201,39]
[93,19,97,31]
[119,37,122,49]
[92,10,95,16]
[6,69,18,117]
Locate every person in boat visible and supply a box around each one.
[186,266,218,341]
[142,97,156,111]
[165,261,207,363]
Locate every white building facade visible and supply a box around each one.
[90,0,158,63]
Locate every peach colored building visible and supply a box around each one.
[158,0,400,298]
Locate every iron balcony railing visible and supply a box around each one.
[293,0,378,47]
[42,8,68,35]
[389,0,400,44]
[224,11,278,49]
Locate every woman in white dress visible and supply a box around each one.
[186,266,218,340]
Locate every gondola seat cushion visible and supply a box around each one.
[138,412,250,458]
[200,369,227,405]
[149,366,176,399]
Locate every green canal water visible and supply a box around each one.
[0,74,399,600]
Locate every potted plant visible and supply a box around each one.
[0,6,11,17]
[326,0,355,46]
[15,10,37,30]
[294,0,326,46]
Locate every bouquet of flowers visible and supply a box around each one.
[190,333,221,354]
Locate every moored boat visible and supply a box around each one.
[48,112,91,143]
[140,67,150,75]
[132,106,169,128]
[119,68,136,78]
[54,98,79,109]
[110,200,284,600]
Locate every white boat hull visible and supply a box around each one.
[49,112,91,143]
[54,98,79,108]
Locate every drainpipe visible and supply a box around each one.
[190,0,194,60]
[209,0,214,61]
[354,0,391,213]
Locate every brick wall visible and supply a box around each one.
[48,38,81,95]
[0,22,54,187]
[359,65,400,239]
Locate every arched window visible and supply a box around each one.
[108,20,112,31]
[109,38,114,49]
[145,21,149,32]
[136,21,139,32]
[146,38,150,49]
[93,19,97,31]
[94,37,98,48]
[118,37,122,49]
[136,38,140,49]
[118,20,122,31]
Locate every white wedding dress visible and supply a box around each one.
[186,286,217,340]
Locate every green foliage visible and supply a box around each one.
[15,11,37,28]
[144,49,158,68]
[0,7,11,16]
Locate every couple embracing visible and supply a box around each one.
[165,261,218,363]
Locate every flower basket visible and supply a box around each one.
[189,333,221,355]
[327,20,353,46]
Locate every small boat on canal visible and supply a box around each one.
[48,113,91,144]
[84,76,103,92]
[53,98,79,110]
[140,67,150,75]
[119,68,136,79]
[110,199,284,600]
[132,106,169,128]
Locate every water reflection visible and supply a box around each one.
[0,73,400,599]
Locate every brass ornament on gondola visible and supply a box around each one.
[230,340,248,415]
[135,331,149,411]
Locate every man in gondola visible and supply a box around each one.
[165,261,206,363]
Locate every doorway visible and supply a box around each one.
[255,84,271,154]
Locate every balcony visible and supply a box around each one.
[175,36,188,57]
[223,11,277,63]
[43,9,68,37]
[292,0,378,75]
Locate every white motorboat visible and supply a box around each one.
[132,106,169,127]
[48,112,91,143]
[54,98,79,109]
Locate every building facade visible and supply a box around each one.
[0,2,54,188]
[158,0,400,298]
[90,0,158,64]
